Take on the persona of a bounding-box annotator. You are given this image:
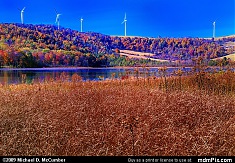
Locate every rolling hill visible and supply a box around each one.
[0,23,234,67]
[119,50,170,62]
[213,53,235,61]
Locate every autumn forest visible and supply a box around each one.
[0,23,235,68]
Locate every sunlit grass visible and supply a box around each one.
[213,53,235,61]
[0,73,235,156]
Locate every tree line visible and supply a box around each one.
[0,23,234,67]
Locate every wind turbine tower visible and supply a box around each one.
[55,10,62,30]
[20,7,26,24]
[80,17,83,32]
[213,21,216,38]
[121,13,127,36]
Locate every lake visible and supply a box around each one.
[0,67,193,85]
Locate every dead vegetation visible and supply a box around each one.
[0,70,235,156]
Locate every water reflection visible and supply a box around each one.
[0,67,193,85]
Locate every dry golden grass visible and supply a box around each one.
[119,50,169,62]
[0,73,235,156]
[213,53,235,61]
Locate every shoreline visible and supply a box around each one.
[0,65,229,72]
[0,66,195,71]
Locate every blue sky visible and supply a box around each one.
[0,0,234,38]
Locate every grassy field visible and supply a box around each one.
[119,50,170,62]
[0,72,235,156]
[213,53,235,61]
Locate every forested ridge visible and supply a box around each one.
[0,23,234,67]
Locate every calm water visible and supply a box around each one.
[0,67,193,85]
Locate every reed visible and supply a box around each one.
[0,71,235,156]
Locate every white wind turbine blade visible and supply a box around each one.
[20,7,26,24]
[55,14,61,23]
[212,20,216,38]
[80,17,83,32]
[121,13,126,24]
[55,9,61,22]
[121,12,127,36]
[55,13,62,30]
[22,7,26,12]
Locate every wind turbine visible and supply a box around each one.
[121,13,127,36]
[55,10,62,30]
[80,17,83,32]
[213,21,216,38]
[20,7,26,24]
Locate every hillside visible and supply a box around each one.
[213,53,235,61]
[0,23,234,67]
[119,50,170,62]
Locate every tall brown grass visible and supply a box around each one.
[0,72,235,156]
